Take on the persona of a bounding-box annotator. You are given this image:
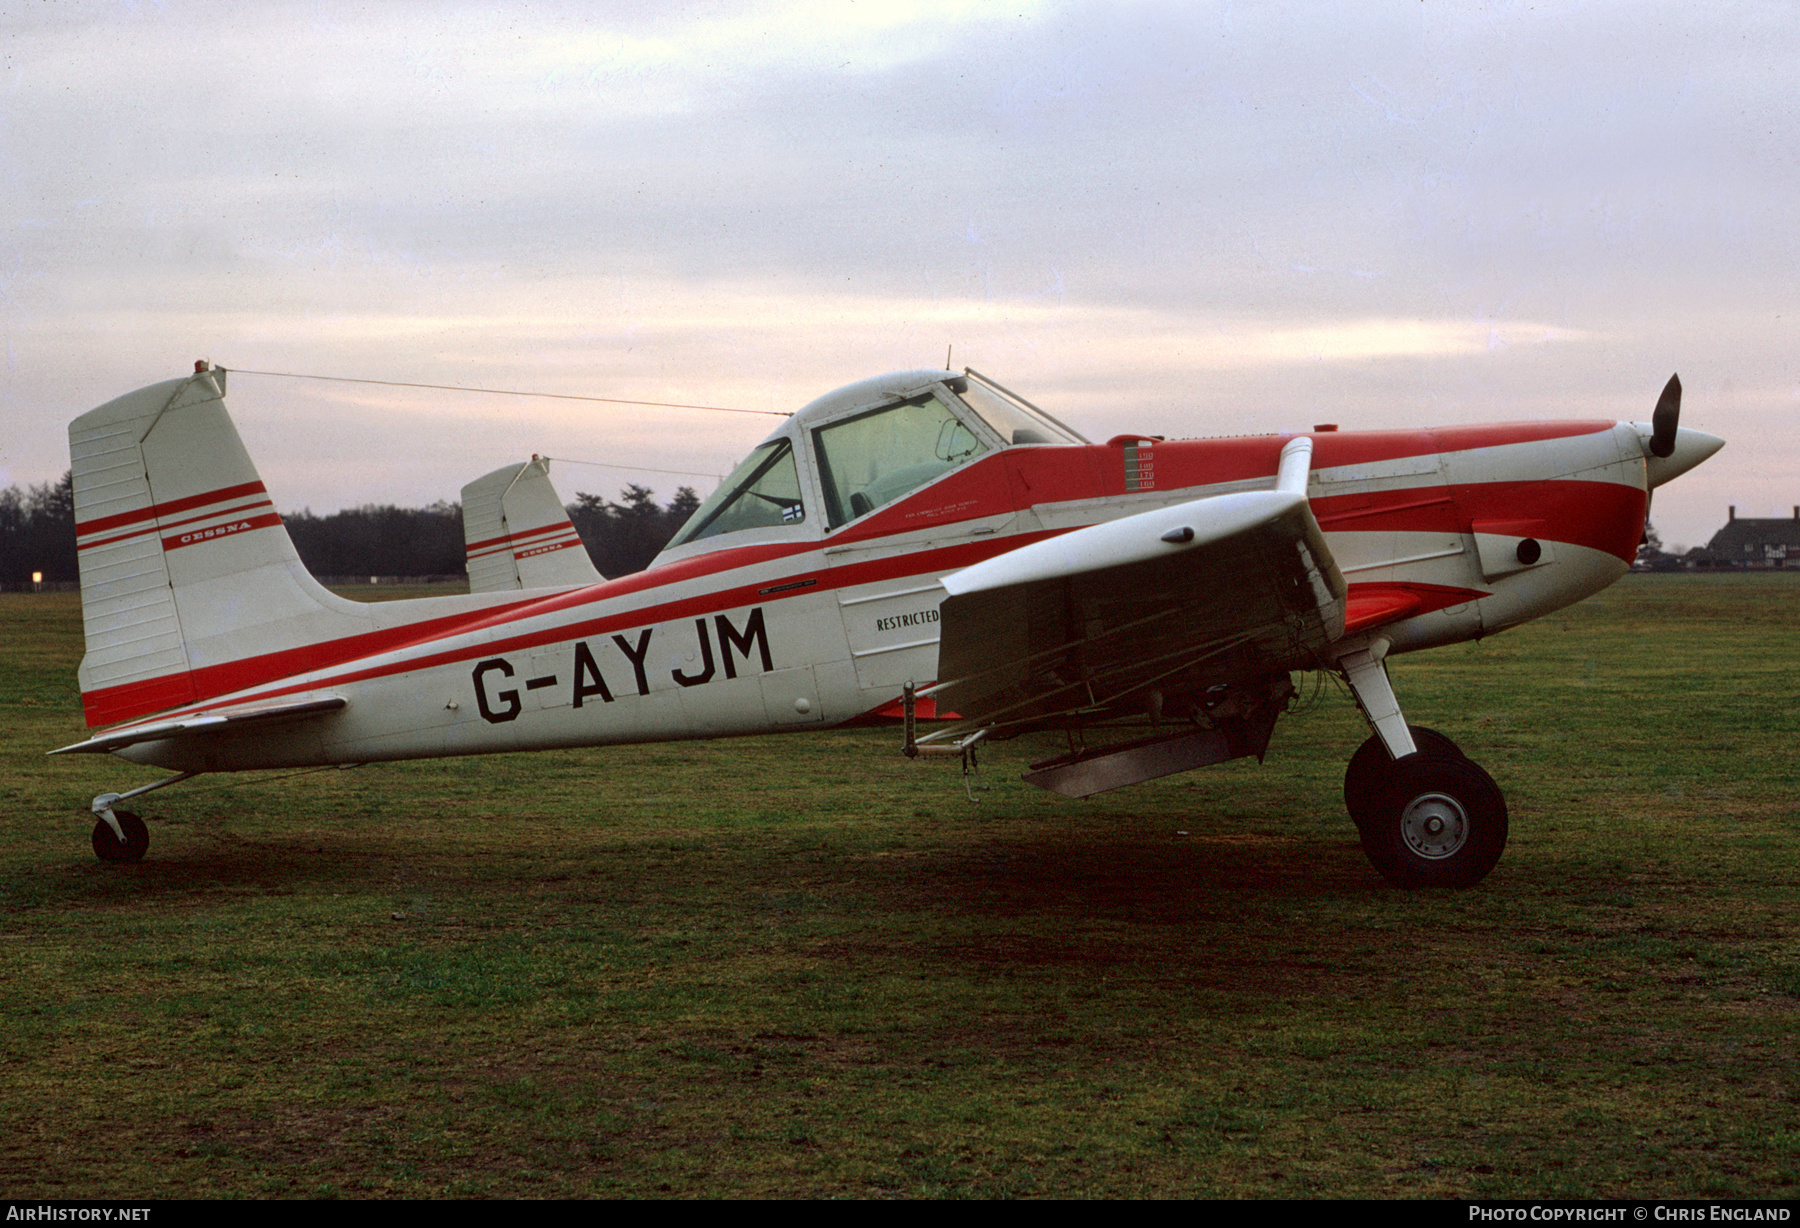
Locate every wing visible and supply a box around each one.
[926,438,1345,741]
[49,694,346,755]
[461,458,603,594]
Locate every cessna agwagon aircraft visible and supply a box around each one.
[55,363,1721,887]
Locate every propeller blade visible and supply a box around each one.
[1649,373,1681,458]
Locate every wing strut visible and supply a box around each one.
[901,682,987,801]
[90,771,199,843]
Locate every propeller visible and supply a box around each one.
[1649,373,1682,459]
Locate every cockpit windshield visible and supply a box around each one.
[666,438,805,547]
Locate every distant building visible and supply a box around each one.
[1704,507,1800,568]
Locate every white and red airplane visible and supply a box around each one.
[55,362,1721,887]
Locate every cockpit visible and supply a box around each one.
[663,369,1086,553]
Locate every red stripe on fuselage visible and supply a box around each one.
[78,530,1066,731]
[80,529,843,726]
[80,591,559,726]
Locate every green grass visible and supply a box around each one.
[1,575,1797,1198]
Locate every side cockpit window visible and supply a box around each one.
[812,393,989,529]
[666,439,805,547]
[953,373,1087,446]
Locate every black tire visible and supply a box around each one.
[1343,725,1462,828]
[1358,753,1507,888]
[91,811,149,863]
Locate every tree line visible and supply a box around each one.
[0,471,700,587]
[0,473,75,585]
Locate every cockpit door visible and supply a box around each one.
[808,384,1015,695]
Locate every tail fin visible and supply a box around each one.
[70,367,371,726]
[460,457,603,594]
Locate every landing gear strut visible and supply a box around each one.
[86,772,196,863]
[1337,638,1508,888]
[1343,724,1461,830]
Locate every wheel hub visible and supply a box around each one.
[1398,791,1468,860]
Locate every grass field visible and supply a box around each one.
[1,575,1796,1198]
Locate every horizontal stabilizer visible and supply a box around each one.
[50,695,346,755]
[461,458,603,593]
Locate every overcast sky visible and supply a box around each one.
[4,0,1795,550]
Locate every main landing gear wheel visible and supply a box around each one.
[1343,725,1461,830]
[1357,752,1507,889]
[91,811,149,863]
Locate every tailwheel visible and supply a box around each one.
[1342,725,1462,830]
[91,811,149,863]
[1357,752,1507,889]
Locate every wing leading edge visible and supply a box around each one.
[926,438,1345,746]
